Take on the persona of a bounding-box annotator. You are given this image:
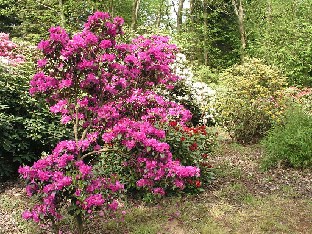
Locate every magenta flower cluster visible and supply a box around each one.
[19,139,124,223]
[0,33,24,65]
[20,11,200,227]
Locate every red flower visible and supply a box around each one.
[195,180,201,188]
[169,121,177,127]
[202,153,208,159]
[180,137,186,141]
[189,142,198,151]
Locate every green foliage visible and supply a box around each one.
[0,47,71,180]
[246,0,312,86]
[261,106,312,169]
[0,0,21,35]
[176,0,240,69]
[216,58,287,143]
[0,0,169,43]
[192,64,219,84]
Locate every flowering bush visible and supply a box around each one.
[20,12,202,232]
[95,121,217,197]
[287,86,312,115]
[164,122,217,190]
[169,54,217,126]
[0,33,24,65]
[216,58,287,143]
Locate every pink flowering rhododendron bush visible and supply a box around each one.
[0,33,24,65]
[19,12,204,232]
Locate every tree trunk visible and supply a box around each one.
[189,0,195,24]
[177,0,185,33]
[58,0,65,27]
[232,0,246,62]
[156,0,164,28]
[76,213,83,234]
[131,0,141,30]
[203,0,209,66]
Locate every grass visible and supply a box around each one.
[99,194,311,234]
[1,190,310,234]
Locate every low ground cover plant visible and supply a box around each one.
[18,12,214,233]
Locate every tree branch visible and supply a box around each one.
[80,147,117,160]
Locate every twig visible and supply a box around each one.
[80,147,117,160]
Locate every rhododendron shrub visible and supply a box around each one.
[20,12,200,232]
[102,121,217,195]
[0,33,24,65]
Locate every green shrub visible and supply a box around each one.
[261,106,312,169]
[0,54,71,180]
[192,65,219,84]
[216,58,287,143]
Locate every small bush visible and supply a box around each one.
[261,106,312,169]
[287,86,312,114]
[216,58,287,143]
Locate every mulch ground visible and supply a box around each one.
[210,143,312,199]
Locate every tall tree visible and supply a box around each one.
[231,0,246,61]
[131,0,141,30]
[202,0,209,65]
[176,0,185,32]
[175,0,240,69]
[58,0,65,27]
[156,0,165,28]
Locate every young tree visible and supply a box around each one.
[177,0,185,33]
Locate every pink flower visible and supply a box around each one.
[99,40,112,49]
[37,59,47,67]
[22,210,33,220]
[108,200,118,211]
[83,194,105,209]
[109,181,124,192]
[152,188,165,196]
[61,115,71,124]
[173,179,184,189]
